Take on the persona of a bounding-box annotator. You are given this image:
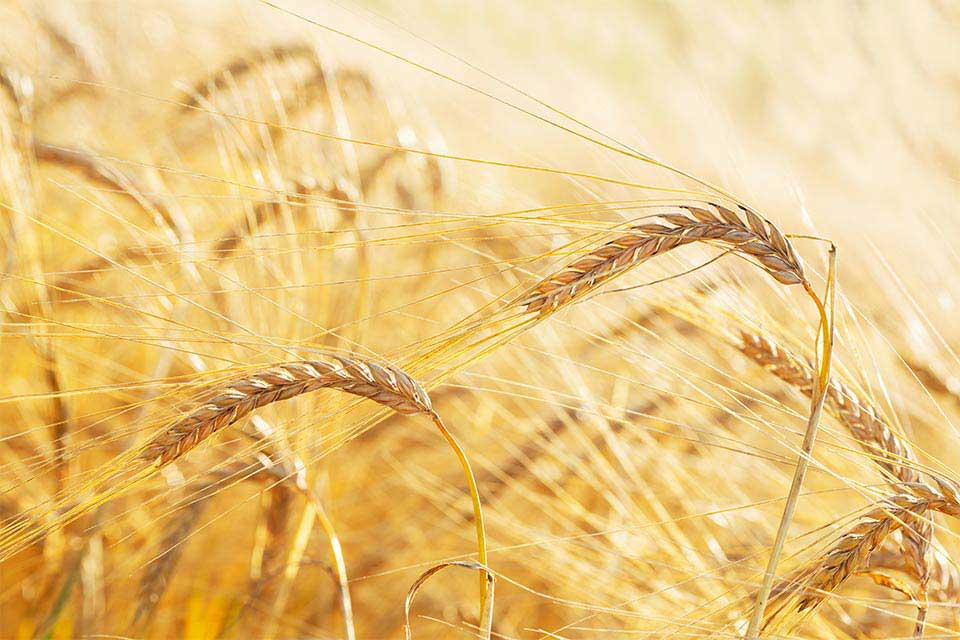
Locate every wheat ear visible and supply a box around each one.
[739,330,923,486]
[739,327,960,625]
[768,493,958,623]
[177,42,320,111]
[34,141,177,231]
[519,201,832,636]
[137,355,489,618]
[522,202,804,315]
[138,356,431,466]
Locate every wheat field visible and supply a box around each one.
[1,1,959,638]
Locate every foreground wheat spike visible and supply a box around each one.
[519,201,833,636]
[136,355,489,621]
[522,202,804,315]
[767,494,959,626]
[739,328,960,623]
[138,356,431,466]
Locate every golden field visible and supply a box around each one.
[1,1,959,638]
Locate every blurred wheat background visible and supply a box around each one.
[1,1,959,638]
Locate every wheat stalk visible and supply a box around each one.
[133,460,277,627]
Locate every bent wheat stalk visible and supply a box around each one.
[137,354,489,618]
[520,202,834,636]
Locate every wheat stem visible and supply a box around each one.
[746,246,835,638]
[430,410,489,617]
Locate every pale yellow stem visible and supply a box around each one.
[746,246,836,638]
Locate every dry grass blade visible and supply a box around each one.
[522,202,805,315]
[855,569,918,601]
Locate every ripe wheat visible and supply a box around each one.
[522,202,805,315]
[139,356,432,467]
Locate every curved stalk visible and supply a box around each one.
[430,411,489,616]
[746,245,836,637]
